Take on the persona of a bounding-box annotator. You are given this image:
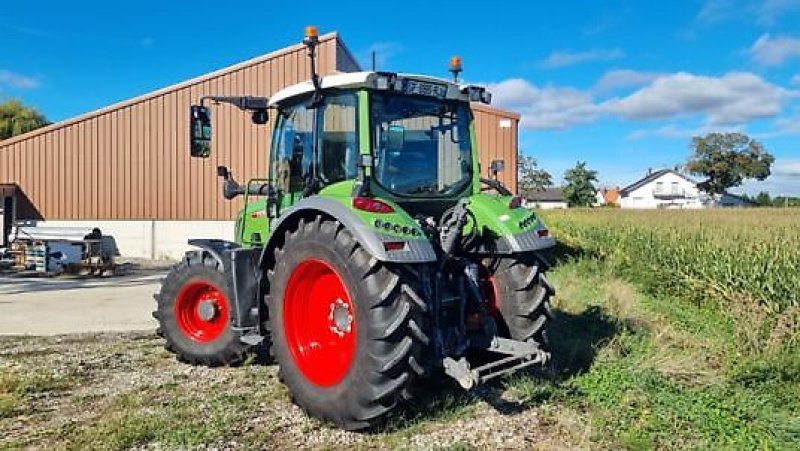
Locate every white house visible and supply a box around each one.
[619,169,755,209]
[619,169,704,209]
[526,187,569,209]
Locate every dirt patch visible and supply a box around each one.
[0,332,571,449]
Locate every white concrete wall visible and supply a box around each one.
[30,220,237,260]
[620,173,703,209]
[533,201,569,210]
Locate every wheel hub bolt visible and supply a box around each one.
[197,300,218,321]
[328,298,353,337]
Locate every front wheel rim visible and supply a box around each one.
[283,259,356,387]
[174,280,229,343]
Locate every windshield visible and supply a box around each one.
[371,92,473,197]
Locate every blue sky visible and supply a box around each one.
[1,0,799,195]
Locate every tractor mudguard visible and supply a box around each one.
[261,197,436,267]
[466,194,556,254]
[187,239,262,335]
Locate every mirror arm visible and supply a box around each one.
[201,95,270,112]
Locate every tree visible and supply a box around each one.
[686,132,774,198]
[755,191,772,207]
[563,161,598,207]
[0,99,48,140]
[517,155,553,198]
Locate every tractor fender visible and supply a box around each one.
[261,197,437,267]
[186,239,262,332]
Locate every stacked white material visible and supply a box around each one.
[15,226,97,242]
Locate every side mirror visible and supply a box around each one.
[190,105,212,158]
[490,159,505,175]
[387,124,405,152]
[251,110,269,125]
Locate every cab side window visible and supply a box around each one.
[318,93,359,184]
[273,103,314,194]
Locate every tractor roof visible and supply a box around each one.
[269,71,484,107]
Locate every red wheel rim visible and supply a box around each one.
[480,267,500,317]
[174,280,229,343]
[283,259,356,387]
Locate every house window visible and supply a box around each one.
[655,181,664,194]
[671,181,679,194]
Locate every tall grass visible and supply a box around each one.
[542,209,800,313]
[524,209,800,448]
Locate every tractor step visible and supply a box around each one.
[442,337,550,389]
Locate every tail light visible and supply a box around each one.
[508,196,523,209]
[537,229,550,238]
[353,197,395,214]
[383,241,406,251]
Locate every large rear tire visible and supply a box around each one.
[482,254,553,345]
[154,251,251,366]
[268,215,427,430]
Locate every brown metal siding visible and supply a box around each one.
[0,34,343,220]
[0,33,520,220]
[472,104,519,194]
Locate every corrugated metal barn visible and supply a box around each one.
[0,32,520,259]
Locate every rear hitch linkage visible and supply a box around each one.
[443,338,551,390]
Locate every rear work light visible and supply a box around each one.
[383,241,407,252]
[353,197,395,214]
[508,196,524,209]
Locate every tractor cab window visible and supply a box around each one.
[371,93,473,197]
[272,93,359,195]
[272,102,314,194]
[318,93,359,184]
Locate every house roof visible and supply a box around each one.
[620,169,696,195]
[720,192,757,205]
[602,188,620,204]
[526,187,565,202]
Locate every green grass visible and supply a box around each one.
[502,258,800,448]
[0,367,85,419]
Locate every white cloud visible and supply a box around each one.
[626,123,745,140]
[603,72,794,125]
[695,0,800,26]
[792,75,800,85]
[541,48,623,69]
[696,0,738,23]
[748,34,800,66]
[487,78,600,129]
[741,158,800,196]
[0,69,39,90]
[774,159,800,177]
[755,0,800,25]
[487,71,796,131]
[625,129,649,140]
[774,114,800,134]
[594,69,664,92]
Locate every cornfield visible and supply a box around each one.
[541,208,800,313]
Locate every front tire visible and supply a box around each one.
[268,216,426,430]
[482,253,553,345]
[154,251,251,366]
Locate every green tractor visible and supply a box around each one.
[154,27,555,430]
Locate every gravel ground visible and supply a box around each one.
[0,331,579,450]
